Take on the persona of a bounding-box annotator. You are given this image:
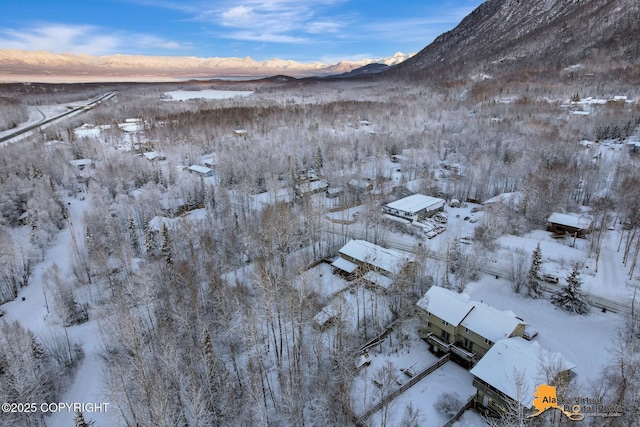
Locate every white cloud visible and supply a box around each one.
[220,5,256,26]
[0,24,119,55]
[307,21,343,34]
[0,23,191,55]
[196,0,347,43]
[226,31,307,43]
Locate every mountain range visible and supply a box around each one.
[0,49,412,82]
[1,0,639,84]
[390,0,640,81]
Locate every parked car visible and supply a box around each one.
[543,274,559,284]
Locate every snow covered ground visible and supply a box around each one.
[350,318,478,427]
[0,193,113,427]
[465,277,625,389]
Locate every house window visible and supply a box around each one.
[441,330,451,342]
[426,311,431,317]
[427,321,431,327]
[463,338,473,351]
[443,320,449,326]
[484,338,493,346]
[465,327,470,334]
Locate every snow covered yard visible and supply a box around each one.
[350,319,477,427]
[465,277,626,387]
[293,261,351,299]
[0,194,114,427]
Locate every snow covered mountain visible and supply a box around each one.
[0,49,413,82]
[389,0,640,81]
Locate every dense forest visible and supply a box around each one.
[1,76,640,426]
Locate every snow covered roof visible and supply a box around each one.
[470,337,576,408]
[188,165,213,175]
[417,287,525,339]
[143,151,166,161]
[385,194,445,214]
[348,178,372,190]
[417,286,474,325]
[338,239,410,275]
[252,188,293,206]
[69,158,94,167]
[461,303,526,343]
[332,256,358,274]
[547,212,592,230]
[363,271,394,290]
[483,191,524,207]
[299,180,329,193]
[149,216,177,232]
[313,305,338,326]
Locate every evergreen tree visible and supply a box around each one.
[552,264,589,314]
[313,146,323,172]
[74,410,94,427]
[292,162,302,201]
[127,214,139,255]
[527,243,544,298]
[161,223,172,265]
[157,170,166,188]
[143,215,155,255]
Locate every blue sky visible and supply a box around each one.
[0,0,484,62]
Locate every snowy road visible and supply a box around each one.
[0,92,116,144]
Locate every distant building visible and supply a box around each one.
[416,286,527,367]
[69,159,95,170]
[546,212,592,237]
[470,337,575,418]
[187,165,213,177]
[331,239,412,289]
[348,178,373,195]
[313,305,339,330]
[143,151,166,161]
[383,194,445,221]
[326,186,344,199]
[298,179,329,196]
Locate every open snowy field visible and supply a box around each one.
[163,89,254,101]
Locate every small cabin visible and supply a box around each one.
[547,212,592,238]
[187,165,213,177]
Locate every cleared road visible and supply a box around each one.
[0,92,116,144]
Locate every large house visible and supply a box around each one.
[470,337,576,417]
[383,194,445,221]
[416,286,527,367]
[331,239,412,290]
